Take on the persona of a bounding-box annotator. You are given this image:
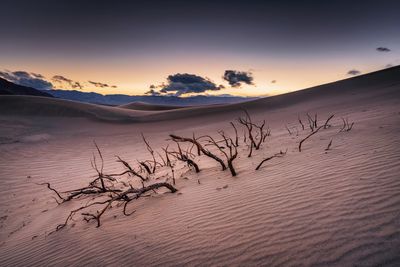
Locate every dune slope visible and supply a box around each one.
[119,101,186,111]
[0,67,399,266]
[0,66,399,123]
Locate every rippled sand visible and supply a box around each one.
[0,69,399,266]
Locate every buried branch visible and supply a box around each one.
[38,112,355,233]
[38,143,178,232]
[298,114,334,152]
[255,149,287,170]
[204,131,238,176]
[339,117,354,132]
[169,134,227,171]
[325,139,333,151]
[238,110,268,157]
[298,125,323,152]
[168,142,201,173]
[52,182,177,231]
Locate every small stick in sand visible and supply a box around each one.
[325,139,333,151]
[255,149,287,170]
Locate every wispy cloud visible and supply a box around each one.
[88,80,117,88]
[52,75,83,89]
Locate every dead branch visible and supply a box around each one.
[285,125,292,135]
[298,125,323,152]
[253,120,267,150]
[323,114,335,129]
[161,145,172,167]
[298,115,305,130]
[50,182,177,232]
[299,114,335,152]
[339,117,354,132]
[169,142,200,173]
[138,160,152,176]
[92,141,106,191]
[255,149,287,170]
[169,134,227,171]
[238,110,267,156]
[238,110,256,157]
[230,122,239,147]
[325,139,333,151]
[36,182,64,204]
[141,133,157,173]
[206,132,238,176]
[115,156,146,181]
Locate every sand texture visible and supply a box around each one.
[0,67,399,266]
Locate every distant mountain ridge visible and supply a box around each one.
[0,77,53,97]
[47,89,256,106]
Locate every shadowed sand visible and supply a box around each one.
[0,67,399,266]
[118,101,187,111]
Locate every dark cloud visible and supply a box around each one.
[0,70,120,91]
[271,80,276,83]
[347,69,361,76]
[223,70,254,87]
[145,88,161,96]
[88,80,117,88]
[386,64,393,68]
[31,72,45,79]
[0,70,53,90]
[52,75,83,89]
[376,47,391,52]
[150,73,224,96]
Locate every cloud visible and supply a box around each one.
[271,80,276,83]
[88,80,117,88]
[0,70,118,91]
[149,73,224,96]
[145,88,161,96]
[223,70,254,87]
[376,47,391,52]
[31,72,45,79]
[52,75,83,89]
[0,70,53,90]
[347,69,361,76]
[386,64,393,68]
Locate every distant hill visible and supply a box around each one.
[47,89,255,106]
[0,77,53,97]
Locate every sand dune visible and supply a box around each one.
[0,67,399,266]
[1,66,399,124]
[119,101,187,111]
[0,95,149,122]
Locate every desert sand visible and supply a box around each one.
[118,101,187,111]
[0,67,399,266]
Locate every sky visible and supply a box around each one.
[1,0,399,97]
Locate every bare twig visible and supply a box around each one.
[170,134,227,171]
[325,139,333,151]
[255,149,287,170]
[298,126,323,152]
